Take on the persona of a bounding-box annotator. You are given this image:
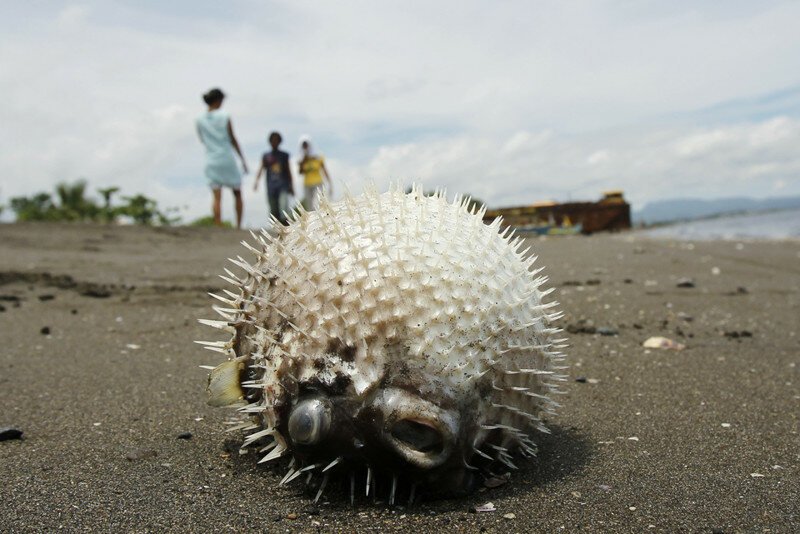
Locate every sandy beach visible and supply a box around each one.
[0,222,798,533]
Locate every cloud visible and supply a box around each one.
[343,116,800,210]
[1,1,800,228]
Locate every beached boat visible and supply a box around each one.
[484,191,631,234]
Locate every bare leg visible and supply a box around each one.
[233,189,243,229]
[212,188,222,226]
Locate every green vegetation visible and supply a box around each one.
[189,215,232,228]
[9,180,179,226]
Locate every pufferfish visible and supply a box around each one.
[198,185,567,504]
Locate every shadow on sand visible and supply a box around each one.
[220,423,594,512]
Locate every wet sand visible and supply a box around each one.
[1,222,798,533]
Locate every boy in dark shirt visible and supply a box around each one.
[253,131,295,225]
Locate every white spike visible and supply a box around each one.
[279,465,298,486]
[322,456,342,473]
[243,427,274,446]
[257,443,286,464]
[208,292,237,306]
[223,268,243,282]
[389,474,398,506]
[197,319,235,334]
[474,448,493,460]
[194,340,229,349]
[224,421,258,433]
[299,463,319,473]
[314,473,329,503]
[222,289,240,299]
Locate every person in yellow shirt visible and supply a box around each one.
[298,135,333,210]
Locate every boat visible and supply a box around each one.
[483,191,631,234]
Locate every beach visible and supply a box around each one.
[0,222,798,533]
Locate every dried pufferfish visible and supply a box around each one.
[199,186,567,504]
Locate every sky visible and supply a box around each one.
[1,1,799,227]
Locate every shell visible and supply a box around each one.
[199,185,568,503]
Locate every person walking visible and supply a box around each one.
[196,88,248,229]
[298,135,333,210]
[253,131,294,225]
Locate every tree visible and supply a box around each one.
[54,180,99,220]
[118,194,180,226]
[97,186,121,222]
[9,181,179,226]
[11,193,57,221]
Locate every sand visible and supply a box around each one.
[0,222,798,533]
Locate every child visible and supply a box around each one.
[196,88,248,229]
[253,132,294,225]
[298,135,333,210]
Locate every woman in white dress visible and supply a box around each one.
[196,88,248,228]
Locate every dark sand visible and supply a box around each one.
[1,223,798,533]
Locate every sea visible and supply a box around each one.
[639,208,800,241]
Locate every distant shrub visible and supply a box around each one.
[190,215,232,228]
[10,180,179,226]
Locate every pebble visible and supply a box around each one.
[566,320,596,334]
[596,326,618,336]
[643,336,685,350]
[470,502,496,513]
[724,330,753,339]
[0,427,24,441]
[575,376,587,383]
[503,513,516,519]
[286,513,298,520]
[81,287,112,298]
[40,326,50,335]
[676,278,695,288]
[177,432,193,440]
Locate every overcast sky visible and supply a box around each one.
[2,1,799,227]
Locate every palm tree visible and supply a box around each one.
[97,186,120,223]
[55,180,99,220]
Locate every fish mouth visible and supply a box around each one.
[374,388,459,470]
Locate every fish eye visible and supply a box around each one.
[288,398,331,446]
